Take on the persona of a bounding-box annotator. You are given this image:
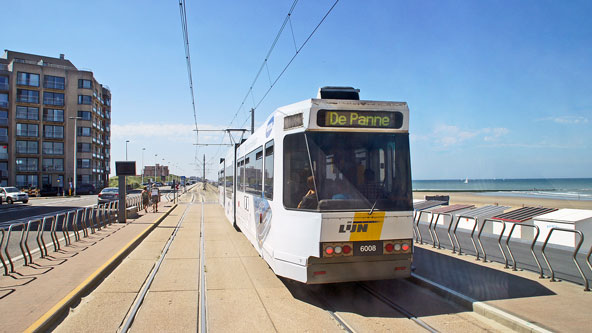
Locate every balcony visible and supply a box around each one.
[44,97,64,106]
[0,82,8,91]
[0,153,8,160]
[0,135,8,143]
[0,118,8,126]
[16,165,38,172]
[0,101,7,108]
[17,96,39,104]
[44,82,65,90]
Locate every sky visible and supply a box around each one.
[2,0,591,180]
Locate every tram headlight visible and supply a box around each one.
[334,246,342,254]
[401,243,410,251]
[325,246,334,255]
[394,243,401,251]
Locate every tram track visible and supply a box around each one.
[118,187,198,332]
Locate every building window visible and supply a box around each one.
[43,92,65,106]
[16,157,38,171]
[43,158,64,171]
[0,93,8,108]
[43,75,65,90]
[77,174,91,184]
[0,110,7,126]
[43,108,64,122]
[17,89,39,104]
[16,140,38,154]
[77,111,91,120]
[78,127,91,137]
[0,128,7,143]
[16,106,39,120]
[0,162,7,179]
[78,95,92,105]
[0,76,8,91]
[77,158,91,169]
[17,72,40,87]
[44,125,64,139]
[77,142,91,152]
[16,174,38,187]
[78,79,92,89]
[0,145,7,160]
[43,141,64,155]
[16,123,38,137]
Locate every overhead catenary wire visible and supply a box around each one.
[213,0,340,174]
[178,0,200,160]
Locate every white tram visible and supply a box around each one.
[218,87,413,284]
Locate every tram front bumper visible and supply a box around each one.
[306,255,412,284]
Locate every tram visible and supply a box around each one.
[218,87,413,284]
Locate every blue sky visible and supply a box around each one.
[2,0,591,180]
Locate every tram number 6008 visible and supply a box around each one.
[360,245,377,252]
[354,241,382,256]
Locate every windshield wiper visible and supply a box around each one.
[369,199,378,215]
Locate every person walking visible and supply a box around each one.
[141,186,150,213]
[151,185,160,212]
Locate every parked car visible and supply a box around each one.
[0,187,29,204]
[77,183,96,195]
[97,187,119,203]
[40,186,60,196]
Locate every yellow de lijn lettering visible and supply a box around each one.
[348,211,385,241]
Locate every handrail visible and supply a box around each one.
[0,229,7,275]
[24,219,42,265]
[477,218,507,263]
[61,211,71,246]
[39,216,52,257]
[448,215,462,253]
[505,223,543,276]
[4,223,26,273]
[414,210,427,244]
[541,228,589,291]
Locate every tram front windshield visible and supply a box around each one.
[283,132,412,211]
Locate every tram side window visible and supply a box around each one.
[283,133,313,209]
[245,147,263,195]
[225,163,233,198]
[264,140,274,199]
[237,158,244,192]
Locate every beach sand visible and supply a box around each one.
[413,191,592,210]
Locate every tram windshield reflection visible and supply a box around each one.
[283,132,412,211]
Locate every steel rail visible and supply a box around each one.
[199,195,207,333]
[120,204,191,332]
[358,283,439,333]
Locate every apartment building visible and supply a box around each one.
[0,50,111,192]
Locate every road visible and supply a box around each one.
[0,195,99,226]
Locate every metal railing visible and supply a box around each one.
[0,196,148,276]
[414,207,592,292]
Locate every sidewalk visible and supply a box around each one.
[413,244,592,333]
[0,202,176,333]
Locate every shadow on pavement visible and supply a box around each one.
[413,246,555,301]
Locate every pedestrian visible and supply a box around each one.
[141,186,150,213]
[151,185,160,212]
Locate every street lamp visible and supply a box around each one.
[69,116,82,196]
[154,154,158,183]
[125,140,130,160]
[141,148,146,184]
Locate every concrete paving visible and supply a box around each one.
[26,184,590,333]
[0,202,176,332]
[413,243,592,333]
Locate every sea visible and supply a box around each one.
[412,178,592,201]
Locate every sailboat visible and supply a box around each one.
[464,177,469,184]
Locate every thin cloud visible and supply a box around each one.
[112,123,226,144]
[431,124,509,147]
[538,116,589,124]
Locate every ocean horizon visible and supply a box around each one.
[412,178,592,201]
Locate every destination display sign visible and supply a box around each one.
[317,110,403,129]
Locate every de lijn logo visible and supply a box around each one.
[265,116,274,138]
